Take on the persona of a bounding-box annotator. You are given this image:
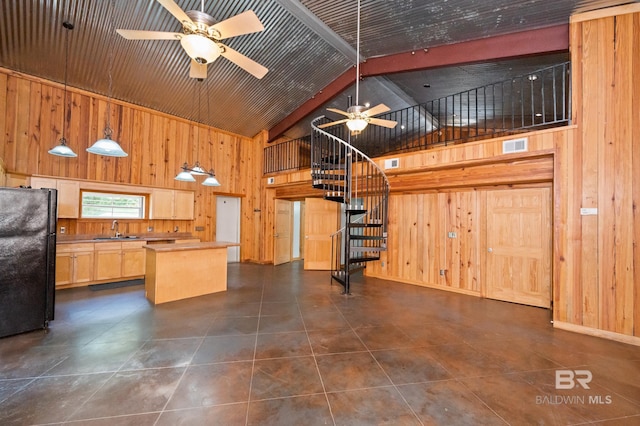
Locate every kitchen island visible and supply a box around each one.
[143,241,239,304]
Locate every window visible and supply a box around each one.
[81,191,146,219]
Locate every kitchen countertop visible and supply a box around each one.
[57,233,198,244]
[143,241,240,252]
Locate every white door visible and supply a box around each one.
[274,200,292,265]
[216,196,240,262]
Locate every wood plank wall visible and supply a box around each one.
[364,129,558,296]
[0,68,265,262]
[554,5,640,340]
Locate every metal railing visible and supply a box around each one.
[263,135,311,174]
[311,117,389,293]
[264,61,571,174]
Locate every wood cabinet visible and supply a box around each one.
[121,241,146,277]
[94,241,146,281]
[150,189,194,220]
[30,177,80,218]
[94,242,123,281]
[55,243,94,287]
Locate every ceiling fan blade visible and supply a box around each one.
[326,108,351,117]
[156,0,193,25]
[116,29,181,40]
[189,60,207,79]
[368,117,398,129]
[220,44,268,79]
[211,10,264,39]
[318,119,350,129]
[362,103,390,117]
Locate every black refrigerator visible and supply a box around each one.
[0,187,57,338]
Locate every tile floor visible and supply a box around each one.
[0,262,639,425]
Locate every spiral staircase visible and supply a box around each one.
[310,117,390,294]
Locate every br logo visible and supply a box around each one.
[555,370,592,389]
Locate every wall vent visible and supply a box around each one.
[502,137,528,154]
[384,158,399,169]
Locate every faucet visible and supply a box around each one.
[111,220,121,238]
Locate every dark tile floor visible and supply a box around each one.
[1,262,639,425]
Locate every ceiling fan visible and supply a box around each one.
[116,0,268,80]
[318,0,397,134]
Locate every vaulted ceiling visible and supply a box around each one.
[0,0,635,141]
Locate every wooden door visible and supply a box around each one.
[304,198,339,270]
[56,180,79,218]
[485,187,552,308]
[274,199,292,265]
[55,252,74,286]
[94,243,123,281]
[122,242,146,277]
[73,251,95,284]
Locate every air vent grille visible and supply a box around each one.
[503,138,528,154]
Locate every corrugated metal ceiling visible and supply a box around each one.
[0,0,636,138]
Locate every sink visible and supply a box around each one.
[94,236,138,240]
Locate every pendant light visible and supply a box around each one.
[48,21,78,158]
[174,79,220,186]
[87,0,127,157]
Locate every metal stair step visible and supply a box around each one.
[350,235,385,241]
[313,183,345,191]
[311,173,344,181]
[348,223,383,228]
[348,256,380,264]
[346,208,367,214]
[349,246,385,253]
[325,195,345,202]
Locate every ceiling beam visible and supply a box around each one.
[268,24,569,142]
[273,0,359,63]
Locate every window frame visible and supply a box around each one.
[79,190,148,220]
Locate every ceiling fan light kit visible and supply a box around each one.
[180,34,220,64]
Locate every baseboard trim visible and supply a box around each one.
[553,321,640,347]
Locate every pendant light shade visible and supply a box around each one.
[86,130,128,157]
[189,161,207,176]
[49,21,78,158]
[202,170,221,187]
[49,138,77,157]
[175,163,197,182]
[346,118,368,133]
[180,34,221,64]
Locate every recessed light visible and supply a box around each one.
[400,125,405,130]
[535,113,543,117]
[423,84,431,88]
[364,102,370,108]
[528,74,538,81]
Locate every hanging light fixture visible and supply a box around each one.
[347,0,367,135]
[87,0,127,157]
[180,34,221,64]
[49,21,78,158]
[174,79,220,186]
[175,162,197,182]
